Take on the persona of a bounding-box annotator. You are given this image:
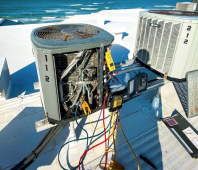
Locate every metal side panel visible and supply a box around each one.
[170,23,197,79]
[33,47,45,107]
[99,45,104,107]
[173,81,188,115]
[36,52,60,121]
[183,24,198,77]
[187,70,198,118]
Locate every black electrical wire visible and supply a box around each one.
[64,103,89,170]
[11,119,70,170]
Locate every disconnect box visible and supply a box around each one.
[137,72,148,93]
[127,72,148,99]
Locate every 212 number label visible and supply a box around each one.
[184,26,192,44]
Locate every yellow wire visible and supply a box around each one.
[94,111,140,170]
[107,112,116,152]
[94,163,111,170]
[111,116,117,170]
[109,113,116,142]
[118,119,141,170]
[105,147,115,152]
[87,110,117,143]
[116,133,118,145]
[104,111,119,170]
[106,111,118,170]
[88,111,112,131]
[94,111,118,170]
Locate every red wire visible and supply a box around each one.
[103,98,107,170]
[78,115,118,170]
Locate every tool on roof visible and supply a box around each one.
[163,110,198,158]
[109,91,124,112]
[105,50,115,72]
[140,155,157,169]
[82,101,91,115]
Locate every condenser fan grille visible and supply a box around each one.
[35,25,100,41]
[149,10,198,16]
[36,27,63,40]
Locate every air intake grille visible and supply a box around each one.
[135,16,181,74]
[35,25,100,41]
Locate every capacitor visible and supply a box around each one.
[125,72,130,85]
[103,64,106,70]
[89,94,93,105]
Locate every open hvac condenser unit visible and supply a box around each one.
[134,10,198,81]
[31,24,114,124]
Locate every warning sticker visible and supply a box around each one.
[129,80,135,94]
[183,127,198,149]
[166,118,178,126]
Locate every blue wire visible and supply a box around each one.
[58,103,88,170]
[58,107,111,170]
[58,103,110,170]
[74,102,89,169]
[75,102,89,148]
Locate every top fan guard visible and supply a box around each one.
[31,24,114,51]
[149,10,198,16]
[35,25,100,41]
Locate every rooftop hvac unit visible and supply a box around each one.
[134,10,198,81]
[175,2,197,11]
[31,24,114,123]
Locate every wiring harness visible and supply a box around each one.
[53,53,143,170]
[58,100,113,170]
[58,94,141,170]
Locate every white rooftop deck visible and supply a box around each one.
[1,9,198,170]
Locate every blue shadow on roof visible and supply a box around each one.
[9,62,39,98]
[111,44,130,63]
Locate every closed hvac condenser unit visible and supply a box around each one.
[31,24,114,123]
[175,2,197,11]
[134,10,198,81]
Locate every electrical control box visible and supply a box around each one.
[137,72,148,93]
[127,77,137,98]
[127,72,148,99]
